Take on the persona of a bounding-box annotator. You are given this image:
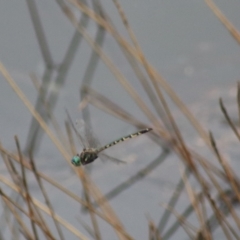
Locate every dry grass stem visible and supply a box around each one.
[0,1,240,239]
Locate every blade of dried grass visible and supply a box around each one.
[0,151,22,189]
[0,78,132,239]
[206,190,240,240]
[0,202,14,239]
[79,0,105,166]
[168,129,240,239]
[92,150,169,210]
[37,12,171,233]
[67,0,135,57]
[124,50,167,123]
[209,132,240,205]
[30,74,70,151]
[181,165,211,240]
[0,175,90,240]
[238,82,240,127]
[3,65,117,236]
[76,80,103,239]
[112,1,207,185]
[162,192,204,240]
[69,4,203,191]
[1,64,86,236]
[69,0,213,150]
[173,149,214,229]
[85,86,151,128]
[0,145,133,239]
[192,151,228,183]
[60,1,161,131]
[3,140,133,240]
[74,168,132,240]
[207,193,240,240]
[25,5,87,154]
[198,143,240,230]
[159,150,237,236]
[0,62,71,161]
[158,167,190,234]
[15,136,40,240]
[219,98,240,141]
[204,192,234,240]
[0,190,19,239]
[107,1,166,123]
[24,0,55,154]
[85,86,170,144]
[65,111,101,235]
[0,63,129,238]
[205,0,240,44]
[41,7,88,124]
[81,174,102,240]
[160,203,196,239]
[80,222,97,239]
[148,220,161,240]
[198,193,210,239]
[29,152,65,240]
[25,0,54,65]
[80,2,105,89]
[2,154,54,239]
[0,187,56,240]
[0,190,34,240]
[66,115,97,230]
[76,215,98,239]
[79,43,103,151]
[112,0,172,130]
[69,3,221,212]
[4,157,51,236]
[182,149,238,200]
[85,84,218,229]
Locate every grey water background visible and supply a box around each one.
[0,0,240,239]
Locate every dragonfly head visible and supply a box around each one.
[71,154,81,166]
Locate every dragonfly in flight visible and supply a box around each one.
[71,128,152,166]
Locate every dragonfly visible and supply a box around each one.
[71,128,152,166]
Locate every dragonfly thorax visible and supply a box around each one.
[81,148,98,165]
[71,148,98,166]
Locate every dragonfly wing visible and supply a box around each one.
[75,118,103,149]
[66,110,86,148]
[75,119,91,148]
[99,153,126,164]
[85,126,99,149]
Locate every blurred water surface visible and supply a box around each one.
[0,1,240,239]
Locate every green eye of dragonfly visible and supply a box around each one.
[71,155,81,166]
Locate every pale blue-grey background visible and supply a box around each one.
[0,1,240,239]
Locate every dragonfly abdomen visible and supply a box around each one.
[97,128,152,153]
